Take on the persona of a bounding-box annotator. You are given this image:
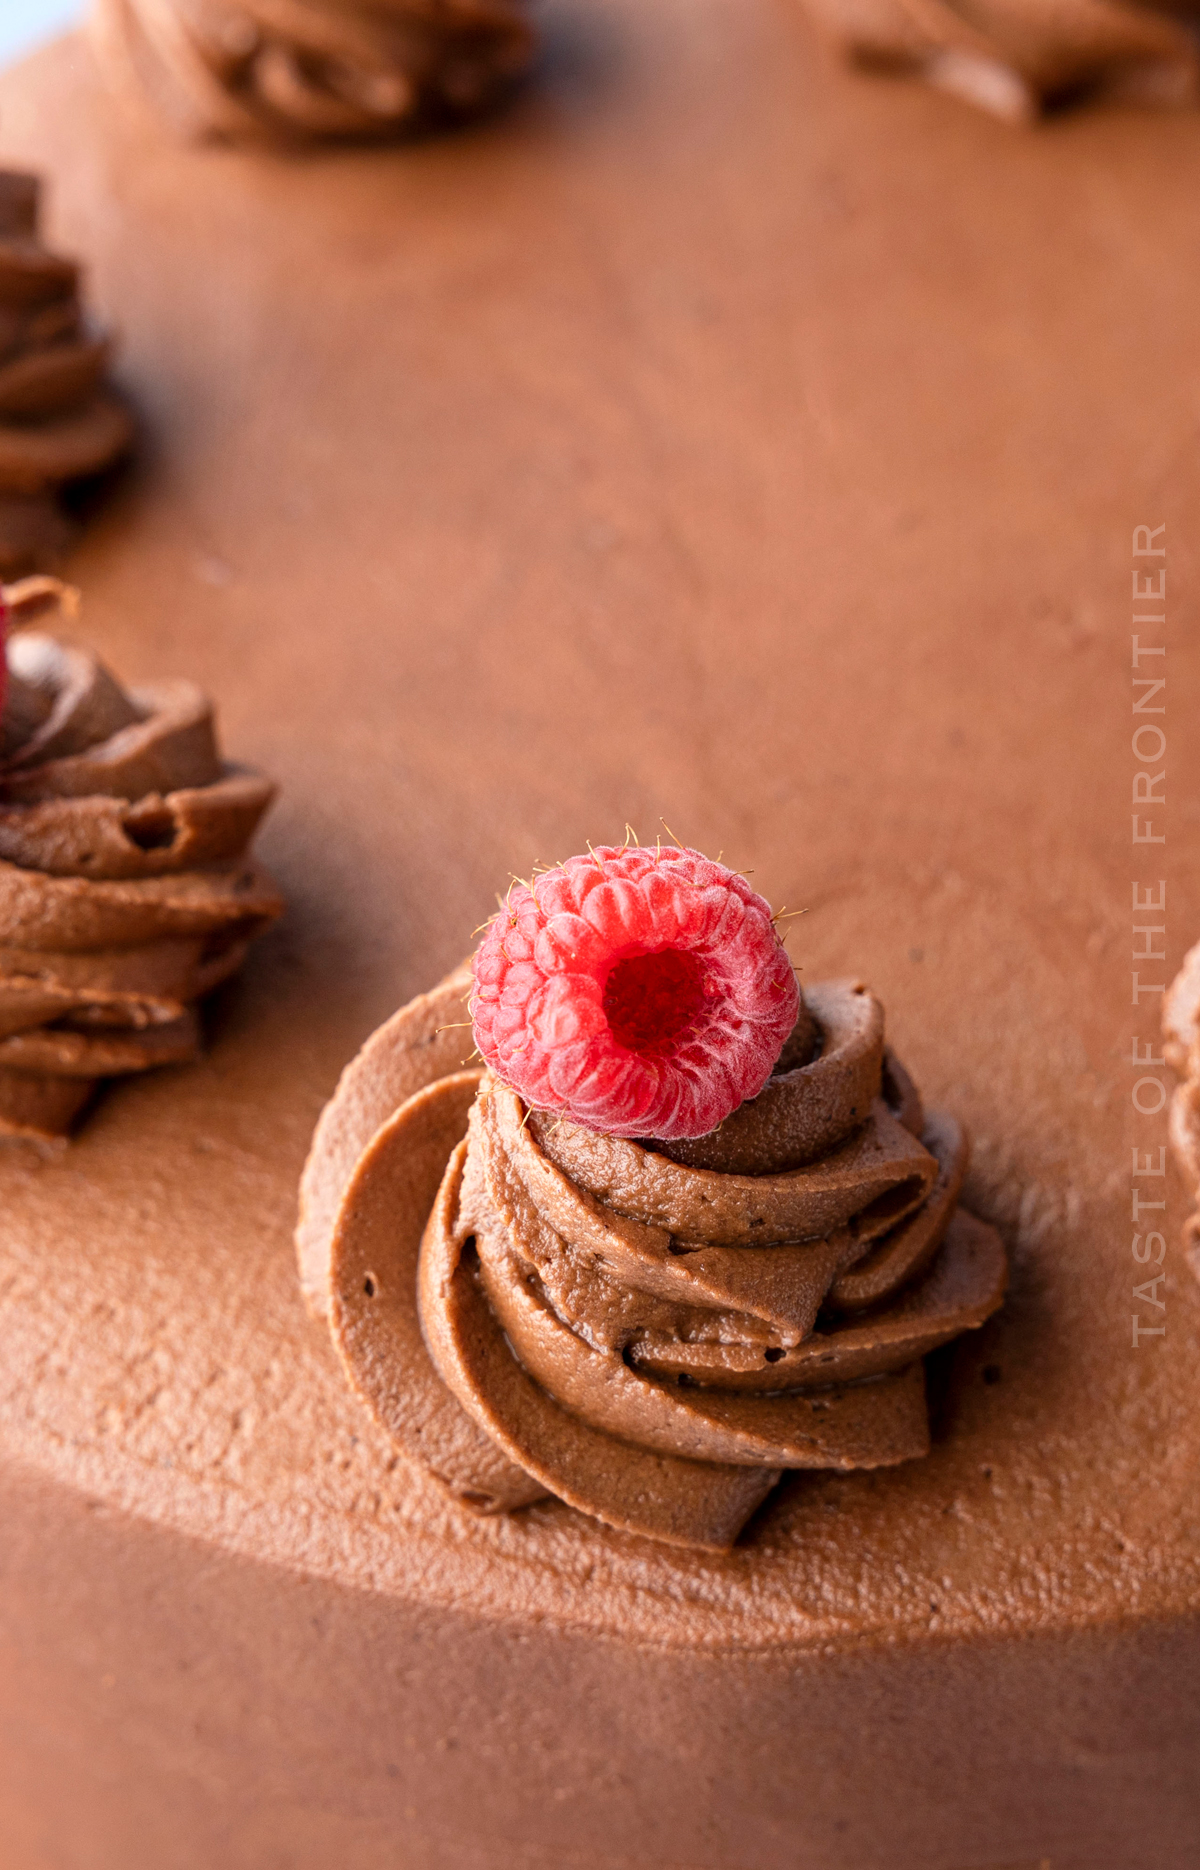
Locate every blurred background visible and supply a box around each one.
[1,0,80,65]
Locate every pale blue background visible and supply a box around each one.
[0,0,82,65]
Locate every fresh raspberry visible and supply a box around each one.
[470,844,799,1140]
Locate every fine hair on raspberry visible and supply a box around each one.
[470,843,799,1140]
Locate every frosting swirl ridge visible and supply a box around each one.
[0,578,283,1142]
[0,173,133,577]
[417,982,1003,1543]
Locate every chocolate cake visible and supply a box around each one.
[0,4,1197,1867]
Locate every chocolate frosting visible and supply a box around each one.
[1165,937,1200,1270]
[799,0,1200,121]
[91,0,535,142]
[0,578,283,1142]
[0,172,133,578]
[307,967,1006,1549]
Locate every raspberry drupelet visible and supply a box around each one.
[470,844,799,1141]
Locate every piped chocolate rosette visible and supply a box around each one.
[1165,938,1200,1274]
[301,845,1006,1550]
[0,578,284,1143]
[92,0,535,144]
[799,0,1200,124]
[0,171,133,578]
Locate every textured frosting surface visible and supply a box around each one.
[799,0,1200,121]
[0,6,1197,1667]
[0,170,132,575]
[91,0,535,141]
[0,578,282,1140]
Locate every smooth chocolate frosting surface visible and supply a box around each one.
[0,577,282,1139]
[800,0,1200,121]
[92,0,536,141]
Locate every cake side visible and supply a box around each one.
[3,1450,1200,1870]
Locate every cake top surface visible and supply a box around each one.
[0,1,1197,1652]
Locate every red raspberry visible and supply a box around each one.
[471,844,799,1140]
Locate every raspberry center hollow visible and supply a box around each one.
[602,948,707,1057]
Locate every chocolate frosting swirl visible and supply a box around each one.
[0,173,133,579]
[800,0,1200,122]
[0,578,283,1142]
[91,0,535,142]
[1165,938,1200,1271]
[304,967,1006,1550]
